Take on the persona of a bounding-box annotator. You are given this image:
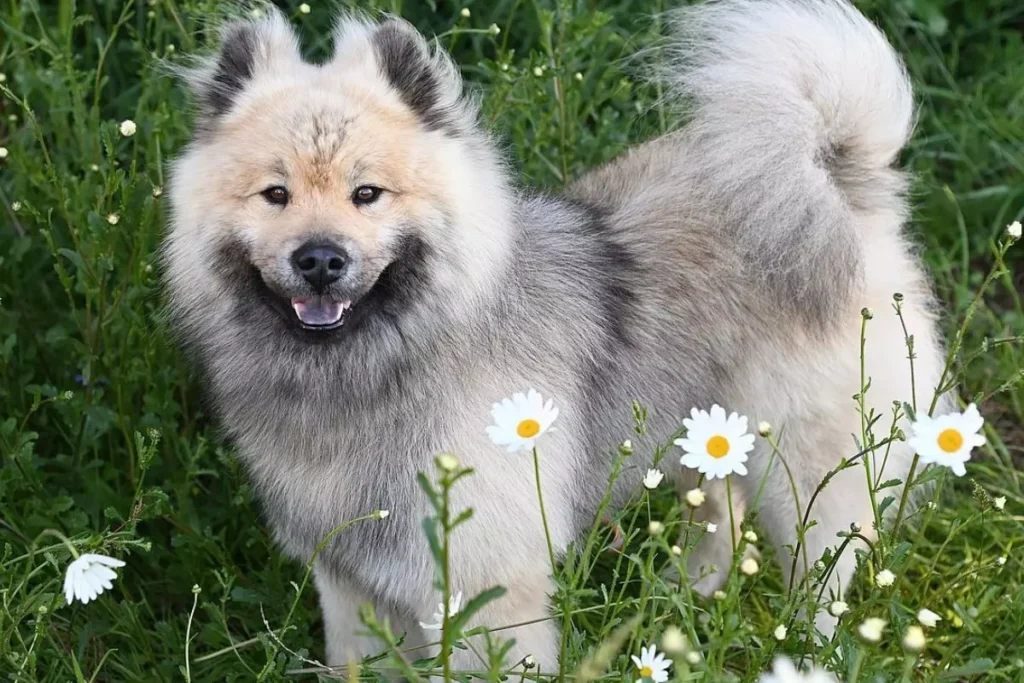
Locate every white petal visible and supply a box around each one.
[81,553,125,568]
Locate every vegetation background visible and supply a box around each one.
[1,0,1022,680]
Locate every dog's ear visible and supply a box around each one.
[332,16,472,134]
[184,10,302,122]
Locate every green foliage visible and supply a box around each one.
[1,0,1022,681]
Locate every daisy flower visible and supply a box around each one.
[706,522,718,533]
[875,569,895,587]
[643,468,664,490]
[419,591,463,631]
[759,658,838,683]
[685,488,705,507]
[64,553,125,605]
[675,405,754,479]
[631,644,671,683]
[907,404,985,476]
[486,389,558,453]
[857,617,886,643]
[917,608,941,628]
[828,601,848,617]
[903,625,926,651]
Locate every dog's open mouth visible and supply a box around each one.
[290,296,352,330]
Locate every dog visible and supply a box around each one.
[165,0,947,668]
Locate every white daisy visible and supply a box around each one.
[903,625,926,652]
[706,522,718,534]
[917,608,941,628]
[758,658,838,683]
[675,405,755,479]
[419,591,463,631]
[631,644,671,683]
[486,389,558,453]
[643,468,664,490]
[685,488,706,507]
[857,617,886,642]
[63,553,125,605]
[908,404,985,476]
[828,601,848,617]
[875,569,895,587]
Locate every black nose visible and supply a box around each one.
[291,243,349,291]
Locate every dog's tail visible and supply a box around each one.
[664,0,914,315]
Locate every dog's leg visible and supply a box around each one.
[678,475,747,596]
[315,566,419,666]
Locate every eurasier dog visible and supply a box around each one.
[166,0,948,667]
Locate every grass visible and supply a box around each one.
[1,0,1022,680]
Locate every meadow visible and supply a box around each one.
[1,0,1023,681]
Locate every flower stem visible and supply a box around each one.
[532,446,558,575]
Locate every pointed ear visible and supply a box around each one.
[334,16,472,133]
[184,10,302,122]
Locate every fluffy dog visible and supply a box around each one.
[165,0,946,668]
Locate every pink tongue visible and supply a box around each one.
[291,296,347,326]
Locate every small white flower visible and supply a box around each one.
[11,201,21,212]
[685,488,705,508]
[1008,221,1022,240]
[0,72,5,82]
[621,439,634,454]
[489,23,500,35]
[660,626,688,655]
[377,509,390,519]
[828,601,848,617]
[486,389,558,453]
[631,644,671,683]
[419,591,462,631]
[857,617,886,642]
[106,213,119,225]
[671,545,682,556]
[533,66,544,77]
[648,520,665,536]
[758,658,838,683]
[152,186,163,198]
[706,522,718,534]
[997,556,1006,566]
[0,147,8,159]
[685,651,701,665]
[119,119,137,137]
[757,421,772,437]
[773,624,787,641]
[675,405,755,479]
[713,590,727,601]
[743,530,758,543]
[903,625,926,652]
[917,608,941,628]
[908,404,985,476]
[740,557,759,576]
[993,496,1006,511]
[643,468,664,490]
[436,453,460,471]
[523,654,536,669]
[166,43,175,53]
[90,164,100,172]
[875,569,895,587]
[299,3,311,14]
[460,7,470,18]
[574,72,584,81]
[63,553,125,605]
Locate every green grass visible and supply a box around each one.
[1,0,1023,681]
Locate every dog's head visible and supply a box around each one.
[166,11,510,349]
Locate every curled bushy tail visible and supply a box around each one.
[665,0,914,318]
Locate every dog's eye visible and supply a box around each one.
[261,186,290,206]
[352,185,383,206]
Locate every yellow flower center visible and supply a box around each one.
[706,435,730,458]
[640,666,653,678]
[517,419,541,438]
[937,428,963,453]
